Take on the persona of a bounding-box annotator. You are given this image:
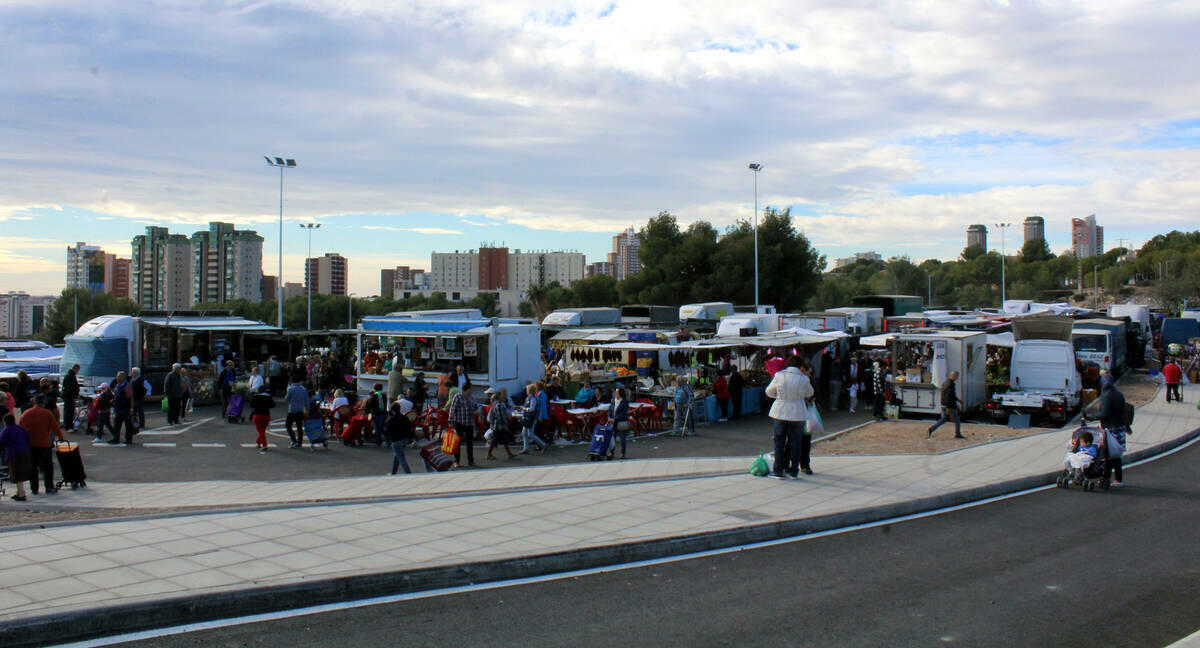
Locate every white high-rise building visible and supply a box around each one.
[0,292,56,337]
[509,251,585,291]
[430,252,480,290]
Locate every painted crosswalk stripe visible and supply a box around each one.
[240,443,279,448]
[191,443,226,448]
[143,442,177,448]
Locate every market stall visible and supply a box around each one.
[887,330,986,415]
[352,316,542,399]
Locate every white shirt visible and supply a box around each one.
[248,374,264,392]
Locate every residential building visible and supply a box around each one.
[66,243,131,298]
[283,282,306,301]
[966,224,987,252]
[380,269,395,299]
[429,251,479,291]
[1071,214,1104,258]
[586,261,615,278]
[607,227,641,280]
[832,251,883,269]
[508,250,585,291]
[131,226,192,310]
[65,243,107,295]
[261,276,278,303]
[390,288,524,317]
[190,222,264,304]
[1023,216,1045,245]
[0,292,56,337]
[478,246,510,290]
[305,253,348,296]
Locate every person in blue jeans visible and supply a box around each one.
[385,400,414,474]
[765,357,814,478]
[607,387,631,459]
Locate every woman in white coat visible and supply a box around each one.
[765,356,814,479]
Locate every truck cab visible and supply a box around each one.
[1072,328,1115,373]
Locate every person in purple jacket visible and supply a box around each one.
[0,413,32,501]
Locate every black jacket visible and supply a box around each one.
[1099,385,1126,430]
[250,393,276,417]
[62,371,79,399]
[385,414,414,442]
[940,379,959,408]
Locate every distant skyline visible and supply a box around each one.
[3,1,1199,296]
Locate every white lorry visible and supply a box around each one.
[986,317,1081,424]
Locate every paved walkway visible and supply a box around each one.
[1,384,1196,645]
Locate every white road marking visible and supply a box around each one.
[143,443,177,448]
[50,434,1200,648]
[239,443,279,448]
[190,443,226,448]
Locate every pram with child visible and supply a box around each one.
[1055,424,1110,491]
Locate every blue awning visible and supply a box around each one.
[359,318,491,335]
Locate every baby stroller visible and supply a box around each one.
[1055,423,1110,491]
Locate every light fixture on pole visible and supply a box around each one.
[300,223,321,330]
[995,221,1011,304]
[347,293,357,329]
[748,163,764,311]
[264,156,297,329]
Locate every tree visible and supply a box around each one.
[961,245,985,261]
[38,288,141,345]
[1020,238,1053,263]
[571,275,619,307]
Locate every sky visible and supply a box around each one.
[3,0,1200,297]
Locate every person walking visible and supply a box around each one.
[1163,357,1183,403]
[519,383,548,454]
[1099,373,1129,487]
[535,381,551,444]
[266,355,283,396]
[249,385,276,453]
[448,381,479,467]
[218,360,237,414]
[672,378,695,436]
[871,360,887,421]
[130,367,148,430]
[179,368,193,422]
[61,364,80,432]
[20,396,65,495]
[485,390,517,460]
[728,367,745,420]
[92,383,115,442]
[284,377,309,448]
[14,370,34,413]
[109,372,136,446]
[847,353,861,414]
[247,365,265,395]
[765,357,814,479]
[387,353,407,403]
[163,363,184,426]
[0,413,32,501]
[386,400,415,474]
[608,386,632,459]
[927,371,964,439]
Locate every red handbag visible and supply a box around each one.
[441,428,461,454]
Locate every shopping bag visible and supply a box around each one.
[1105,430,1125,458]
[805,408,824,437]
[160,398,169,413]
[749,452,769,477]
[885,404,901,420]
[441,428,461,454]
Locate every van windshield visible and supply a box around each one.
[1073,334,1108,353]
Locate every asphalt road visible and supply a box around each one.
[67,403,873,482]
[109,438,1200,647]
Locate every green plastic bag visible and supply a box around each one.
[749,452,769,477]
[161,397,169,413]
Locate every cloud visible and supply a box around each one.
[361,225,464,235]
[0,0,1198,282]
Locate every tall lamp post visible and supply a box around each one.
[995,221,1011,304]
[748,163,764,311]
[300,223,321,330]
[264,156,297,329]
[347,293,357,329]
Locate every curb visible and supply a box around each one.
[3,426,1197,647]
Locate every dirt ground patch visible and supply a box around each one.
[1118,371,1161,407]
[0,507,175,528]
[814,419,1049,456]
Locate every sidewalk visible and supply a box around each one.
[1,385,1196,646]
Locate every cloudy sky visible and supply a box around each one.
[3,0,1199,296]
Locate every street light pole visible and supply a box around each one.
[300,223,321,330]
[994,222,1011,304]
[748,163,764,311]
[347,293,357,329]
[264,156,297,329]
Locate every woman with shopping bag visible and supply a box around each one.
[764,357,814,479]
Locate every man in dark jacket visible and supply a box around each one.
[62,364,80,431]
[130,367,148,430]
[110,372,136,445]
[1098,373,1128,487]
[728,368,745,420]
[927,371,963,439]
[163,363,184,426]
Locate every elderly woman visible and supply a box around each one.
[764,356,814,479]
